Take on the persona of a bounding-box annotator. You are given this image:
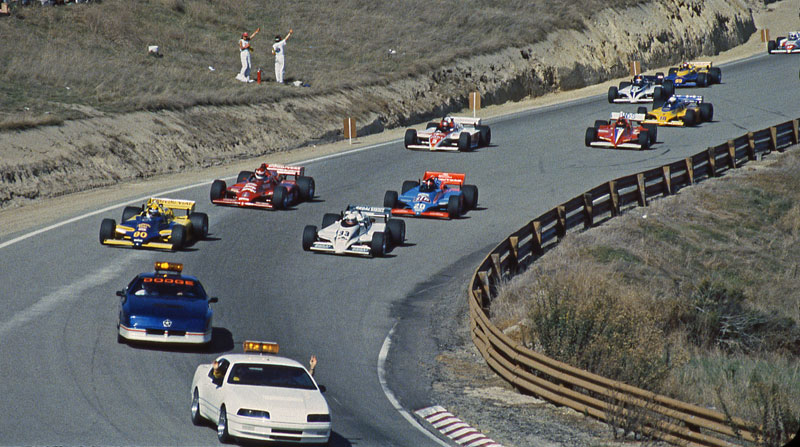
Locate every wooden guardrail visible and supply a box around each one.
[468,118,800,447]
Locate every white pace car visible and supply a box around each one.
[404,116,491,151]
[302,205,405,257]
[190,341,331,444]
[608,74,674,104]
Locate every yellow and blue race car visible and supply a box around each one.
[639,95,714,127]
[99,197,209,250]
[663,61,722,87]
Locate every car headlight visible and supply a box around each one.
[307,414,330,423]
[237,409,270,419]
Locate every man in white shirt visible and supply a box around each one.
[237,28,260,82]
[272,29,293,84]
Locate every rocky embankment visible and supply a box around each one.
[0,0,755,210]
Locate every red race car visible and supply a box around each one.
[210,163,315,210]
[585,111,656,150]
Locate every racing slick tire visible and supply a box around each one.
[302,225,318,251]
[662,80,675,98]
[447,195,462,219]
[170,225,187,249]
[370,232,386,258]
[709,67,721,84]
[594,120,608,128]
[683,109,697,127]
[210,180,227,202]
[296,176,315,201]
[189,212,209,240]
[383,190,398,208]
[237,171,252,184]
[619,81,631,89]
[462,184,479,211]
[458,132,471,152]
[271,185,289,210]
[767,40,776,53]
[401,180,419,194]
[191,389,203,426]
[387,219,406,247]
[477,125,491,146]
[668,67,677,75]
[699,103,714,122]
[404,129,418,149]
[637,106,648,115]
[100,218,116,244]
[637,131,650,150]
[607,86,618,103]
[122,206,140,222]
[697,73,708,87]
[322,213,339,229]
[644,124,657,145]
[585,127,597,147]
[217,406,232,444]
[653,86,663,101]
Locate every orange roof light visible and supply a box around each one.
[243,340,279,354]
[154,262,183,273]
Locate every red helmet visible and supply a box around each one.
[242,32,249,39]
[254,164,267,180]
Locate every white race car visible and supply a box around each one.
[302,205,405,257]
[190,341,331,444]
[768,32,800,54]
[607,74,674,103]
[404,116,491,151]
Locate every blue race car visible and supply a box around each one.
[100,197,208,250]
[663,61,721,87]
[383,171,478,219]
[115,262,218,345]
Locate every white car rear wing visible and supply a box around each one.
[266,164,305,177]
[610,111,647,122]
[673,94,703,103]
[346,205,392,219]
[451,117,482,126]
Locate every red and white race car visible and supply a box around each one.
[210,163,315,210]
[404,116,491,151]
[768,32,800,54]
[585,111,656,150]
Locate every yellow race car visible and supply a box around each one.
[639,95,714,127]
[99,198,209,250]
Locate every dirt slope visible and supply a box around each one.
[0,0,759,212]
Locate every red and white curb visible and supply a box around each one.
[415,405,503,447]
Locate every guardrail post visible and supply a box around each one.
[792,120,799,144]
[556,206,566,239]
[684,158,694,185]
[636,173,647,207]
[707,147,717,177]
[609,181,619,217]
[747,131,758,155]
[508,236,519,271]
[491,253,503,279]
[770,126,782,153]
[661,166,672,196]
[582,193,593,229]
[726,142,737,169]
[532,220,543,255]
[478,271,492,308]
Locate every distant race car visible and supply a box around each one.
[640,94,714,127]
[404,116,491,151]
[190,341,331,444]
[585,111,656,150]
[768,32,800,54]
[383,171,478,219]
[302,205,405,257]
[210,163,315,210]
[663,61,722,87]
[607,73,674,103]
[99,197,209,250]
[115,262,218,345]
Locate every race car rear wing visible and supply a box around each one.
[148,197,196,213]
[423,171,466,186]
[346,205,392,219]
[266,164,305,177]
[451,117,482,126]
[610,111,647,122]
[673,94,703,103]
[688,61,713,69]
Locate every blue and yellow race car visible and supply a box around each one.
[99,197,208,250]
[383,171,478,219]
[115,262,218,345]
[663,61,722,87]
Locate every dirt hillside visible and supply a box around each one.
[0,0,761,212]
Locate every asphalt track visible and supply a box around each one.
[0,52,797,446]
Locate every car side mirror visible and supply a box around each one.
[209,297,219,303]
[318,384,326,393]
[116,290,125,297]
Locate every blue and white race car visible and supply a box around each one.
[607,73,674,103]
[383,171,478,219]
[115,262,217,345]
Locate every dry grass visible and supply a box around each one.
[0,0,647,126]
[490,150,800,443]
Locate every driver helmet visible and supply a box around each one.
[424,178,437,191]
[146,204,160,218]
[634,74,644,84]
[668,96,677,105]
[681,62,690,69]
[342,212,358,227]
[254,164,267,180]
[789,32,798,40]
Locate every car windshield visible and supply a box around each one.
[227,363,317,390]
[130,277,206,299]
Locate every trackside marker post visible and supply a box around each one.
[343,117,356,144]
[469,92,481,118]
[629,61,641,76]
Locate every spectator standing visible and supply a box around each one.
[236,27,260,83]
[271,29,293,84]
